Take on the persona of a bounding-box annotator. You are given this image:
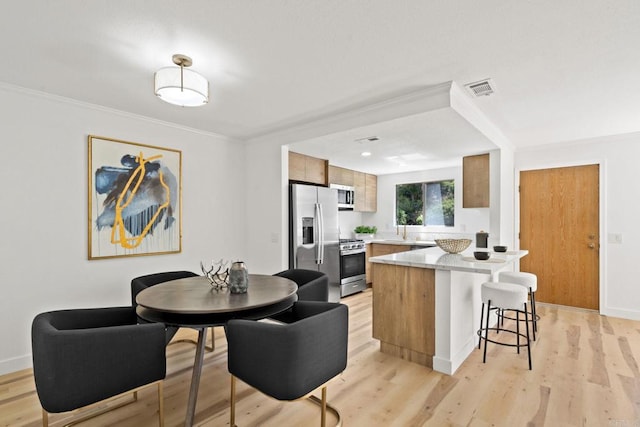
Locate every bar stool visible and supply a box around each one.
[477,282,532,370]
[499,271,539,340]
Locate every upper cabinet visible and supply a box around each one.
[293,154,377,211]
[328,165,354,187]
[354,171,377,212]
[288,151,328,186]
[462,153,490,208]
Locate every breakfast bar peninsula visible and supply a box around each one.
[369,246,528,375]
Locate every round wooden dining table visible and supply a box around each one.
[136,274,298,427]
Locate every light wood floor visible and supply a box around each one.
[2,290,640,426]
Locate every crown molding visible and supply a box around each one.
[0,81,238,142]
[516,129,640,153]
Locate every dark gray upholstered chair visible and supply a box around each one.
[131,270,215,351]
[273,269,329,301]
[271,269,329,323]
[226,301,348,427]
[31,307,166,426]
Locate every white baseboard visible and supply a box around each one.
[432,356,453,375]
[0,354,32,376]
[601,306,640,321]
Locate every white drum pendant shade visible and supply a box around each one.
[154,66,209,107]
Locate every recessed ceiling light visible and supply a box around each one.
[361,151,372,157]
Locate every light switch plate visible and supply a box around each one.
[608,233,622,244]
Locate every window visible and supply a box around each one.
[396,180,454,226]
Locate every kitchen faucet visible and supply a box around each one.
[397,223,408,240]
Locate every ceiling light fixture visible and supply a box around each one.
[361,151,372,157]
[154,54,209,107]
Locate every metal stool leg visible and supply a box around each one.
[516,310,520,354]
[530,288,538,336]
[482,301,491,363]
[478,302,485,350]
[524,303,532,370]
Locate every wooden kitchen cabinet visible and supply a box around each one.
[288,151,306,182]
[368,243,413,286]
[371,243,410,257]
[365,173,377,212]
[288,151,328,185]
[372,263,435,368]
[354,171,377,212]
[463,153,490,208]
[328,165,354,186]
[354,171,365,211]
[365,243,372,284]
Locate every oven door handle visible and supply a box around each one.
[340,248,366,256]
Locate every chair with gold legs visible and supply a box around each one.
[225,301,348,427]
[31,306,166,426]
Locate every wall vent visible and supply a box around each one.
[465,79,495,97]
[355,136,379,144]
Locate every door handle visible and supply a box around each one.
[588,243,595,249]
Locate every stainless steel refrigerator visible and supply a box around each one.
[289,184,340,296]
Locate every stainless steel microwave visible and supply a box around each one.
[330,184,355,210]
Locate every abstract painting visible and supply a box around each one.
[88,135,182,259]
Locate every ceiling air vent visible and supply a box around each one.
[465,79,495,97]
[355,136,379,144]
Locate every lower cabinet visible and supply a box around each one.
[367,243,413,285]
[372,263,436,368]
[365,243,372,284]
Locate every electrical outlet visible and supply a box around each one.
[270,232,279,243]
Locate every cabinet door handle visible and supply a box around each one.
[588,243,595,249]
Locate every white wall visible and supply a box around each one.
[243,140,289,274]
[338,211,365,240]
[514,132,640,320]
[0,85,247,374]
[364,166,490,242]
[491,147,516,250]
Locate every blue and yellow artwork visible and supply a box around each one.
[89,136,181,259]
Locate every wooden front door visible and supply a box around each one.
[519,164,599,310]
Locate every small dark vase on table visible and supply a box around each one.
[229,261,249,293]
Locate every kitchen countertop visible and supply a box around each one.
[369,246,528,274]
[367,239,437,247]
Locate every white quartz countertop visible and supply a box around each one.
[368,239,437,246]
[369,246,528,274]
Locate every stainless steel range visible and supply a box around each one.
[339,239,367,297]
